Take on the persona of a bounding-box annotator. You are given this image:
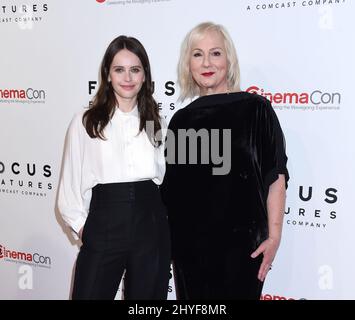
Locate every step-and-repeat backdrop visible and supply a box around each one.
[0,0,353,299]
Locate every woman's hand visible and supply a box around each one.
[78,227,84,240]
[251,175,286,281]
[250,237,280,282]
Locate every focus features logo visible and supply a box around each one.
[285,185,338,230]
[0,3,49,28]
[0,4,48,14]
[247,86,341,111]
[88,79,177,116]
[0,244,52,269]
[0,88,46,104]
[0,161,53,198]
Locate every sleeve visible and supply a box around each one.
[259,99,289,192]
[159,114,168,146]
[57,113,88,240]
[154,115,168,186]
[160,110,182,206]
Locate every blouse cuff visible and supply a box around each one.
[70,215,87,240]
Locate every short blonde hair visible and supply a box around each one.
[177,22,240,101]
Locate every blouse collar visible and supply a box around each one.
[116,104,139,117]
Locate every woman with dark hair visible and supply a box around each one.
[58,36,170,300]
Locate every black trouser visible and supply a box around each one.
[72,180,171,300]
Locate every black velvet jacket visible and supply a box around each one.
[161,92,289,259]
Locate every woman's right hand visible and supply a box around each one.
[250,237,280,282]
[78,227,84,240]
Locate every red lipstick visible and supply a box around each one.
[201,72,215,77]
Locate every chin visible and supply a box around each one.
[200,81,214,89]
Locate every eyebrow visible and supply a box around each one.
[112,65,143,68]
[192,47,224,51]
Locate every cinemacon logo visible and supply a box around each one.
[0,88,46,100]
[260,293,305,300]
[0,244,51,266]
[246,86,341,105]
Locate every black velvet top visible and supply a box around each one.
[161,92,289,259]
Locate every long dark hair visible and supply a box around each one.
[83,35,162,145]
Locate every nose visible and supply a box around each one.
[124,70,132,82]
[202,54,211,67]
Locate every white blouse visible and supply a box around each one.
[57,105,166,239]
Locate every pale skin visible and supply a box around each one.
[190,30,286,282]
[189,30,229,96]
[78,48,146,239]
[108,48,145,112]
[251,175,286,281]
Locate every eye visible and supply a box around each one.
[114,67,124,73]
[131,67,141,73]
[211,51,222,56]
[193,52,202,57]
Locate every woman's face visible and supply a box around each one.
[189,30,229,96]
[108,48,145,105]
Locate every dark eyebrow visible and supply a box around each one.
[111,65,142,68]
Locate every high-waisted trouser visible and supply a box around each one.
[72,180,171,300]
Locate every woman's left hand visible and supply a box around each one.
[250,237,280,282]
